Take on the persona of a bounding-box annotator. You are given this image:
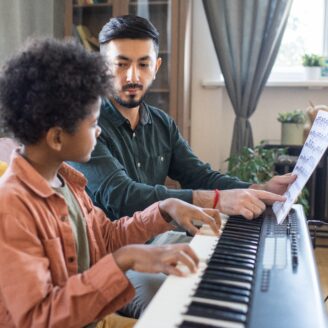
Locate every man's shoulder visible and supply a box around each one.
[143,102,174,125]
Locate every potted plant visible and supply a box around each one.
[277,110,305,145]
[226,144,309,215]
[302,53,324,80]
[226,145,285,184]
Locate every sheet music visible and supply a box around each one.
[273,110,328,224]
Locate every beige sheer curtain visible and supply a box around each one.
[0,0,65,66]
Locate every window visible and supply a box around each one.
[269,0,327,81]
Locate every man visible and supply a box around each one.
[70,15,292,319]
[71,15,294,222]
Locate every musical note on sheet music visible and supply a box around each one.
[273,110,328,224]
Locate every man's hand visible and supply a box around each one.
[193,189,286,220]
[251,173,297,195]
[158,198,221,236]
[218,189,286,219]
[113,243,199,276]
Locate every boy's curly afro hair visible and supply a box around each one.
[0,38,112,144]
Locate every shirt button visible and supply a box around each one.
[68,257,75,263]
[160,156,164,161]
[132,132,136,138]
[137,162,141,168]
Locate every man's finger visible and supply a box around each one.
[252,189,286,202]
[275,173,297,182]
[240,208,254,220]
[248,204,263,218]
[248,195,266,212]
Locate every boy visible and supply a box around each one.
[0,38,220,328]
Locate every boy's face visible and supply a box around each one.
[102,38,161,109]
[61,98,101,162]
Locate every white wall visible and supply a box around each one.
[190,0,328,172]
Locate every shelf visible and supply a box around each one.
[148,88,169,93]
[74,4,112,8]
[129,1,169,5]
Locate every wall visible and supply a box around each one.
[190,0,328,172]
[0,0,64,66]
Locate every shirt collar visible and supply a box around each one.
[10,150,87,198]
[102,97,152,128]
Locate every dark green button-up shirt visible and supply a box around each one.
[71,98,250,220]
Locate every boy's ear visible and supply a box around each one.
[46,127,64,151]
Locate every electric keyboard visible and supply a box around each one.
[135,205,328,328]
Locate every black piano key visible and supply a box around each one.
[208,258,255,270]
[211,249,257,261]
[224,222,261,234]
[222,228,260,238]
[214,244,257,255]
[206,264,254,277]
[203,270,253,283]
[220,234,259,245]
[228,215,263,223]
[185,301,247,323]
[179,321,220,328]
[206,266,253,278]
[227,217,263,227]
[220,235,259,246]
[209,253,256,266]
[223,228,260,236]
[198,280,251,296]
[217,240,258,251]
[194,288,249,304]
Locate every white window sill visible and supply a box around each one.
[201,79,328,89]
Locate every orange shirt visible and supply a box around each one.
[0,152,172,328]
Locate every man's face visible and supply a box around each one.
[102,38,161,109]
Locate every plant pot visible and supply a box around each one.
[304,66,321,80]
[281,123,304,145]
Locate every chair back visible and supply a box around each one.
[0,138,17,164]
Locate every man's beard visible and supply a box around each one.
[113,94,144,109]
[113,82,149,109]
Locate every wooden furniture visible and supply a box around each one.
[64,0,192,140]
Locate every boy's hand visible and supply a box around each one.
[159,198,221,236]
[113,243,199,276]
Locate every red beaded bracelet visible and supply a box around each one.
[213,189,220,209]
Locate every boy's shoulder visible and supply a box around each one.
[0,170,32,216]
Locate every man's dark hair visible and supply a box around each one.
[99,15,160,54]
[0,38,112,145]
